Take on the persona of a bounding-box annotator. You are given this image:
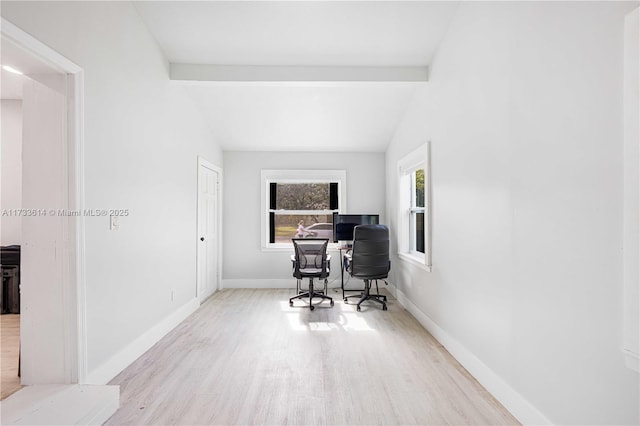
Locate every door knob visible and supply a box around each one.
[200,237,205,241]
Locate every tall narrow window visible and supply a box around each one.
[410,168,425,254]
[398,143,431,270]
[261,170,346,249]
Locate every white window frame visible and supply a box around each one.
[397,143,432,271]
[261,169,347,251]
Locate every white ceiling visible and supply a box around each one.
[134,1,459,67]
[134,1,459,152]
[0,1,452,152]
[184,83,418,151]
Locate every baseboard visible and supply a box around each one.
[222,278,395,292]
[85,298,200,385]
[394,288,551,426]
[222,276,346,289]
[222,278,296,289]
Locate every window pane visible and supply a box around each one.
[276,183,330,210]
[273,214,334,243]
[415,169,425,208]
[416,212,425,253]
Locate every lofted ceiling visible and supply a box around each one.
[137,1,460,152]
[133,1,460,67]
[1,2,460,151]
[182,83,418,152]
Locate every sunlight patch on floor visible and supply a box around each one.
[280,300,375,332]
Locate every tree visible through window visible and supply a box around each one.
[411,169,425,254]
[276,183,330,210]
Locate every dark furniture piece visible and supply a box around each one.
[332,213,379,243]
[344,224,391,311]
[289,238,334,311]
[1,245,21,314]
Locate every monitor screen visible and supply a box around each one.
[332,214,379,243]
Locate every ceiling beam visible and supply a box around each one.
[170,63,429,83]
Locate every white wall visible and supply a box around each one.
[223,151,385,286]
[623,7,639,373]
[386,2,639,425]
[1,2,223,381]
[1,99,22,245]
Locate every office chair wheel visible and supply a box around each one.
[356,306,361,312]
[330,300,334,306]
[383,304,388,311]
[343,298,348,303]
[289,301,293,307]
[310,305,315,311]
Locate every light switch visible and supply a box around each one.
[110,215,119,230]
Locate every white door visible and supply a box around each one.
[197,159,220,301]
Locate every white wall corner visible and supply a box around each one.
[623,7,640,373]
[380,279,397,299]
[394,288,552,426]
[85,298,199,385]
[623,349,639,373]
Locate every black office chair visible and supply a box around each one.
[344,224,391,311]
[289,238,334,311]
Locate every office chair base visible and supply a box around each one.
[345,279,388,311]
[355,294,387,311]
[289,293,334,310]
[289,278,334,310]
[344,293,387,303]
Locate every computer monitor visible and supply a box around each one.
[332,214,379,243]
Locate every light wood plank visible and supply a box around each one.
[1,314,22,400]
[106,289,519,425]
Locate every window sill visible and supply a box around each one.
[398,252,432,272]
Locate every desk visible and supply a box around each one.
[338,245,366,302]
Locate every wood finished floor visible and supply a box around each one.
[1,314,22,400]
[106,289,519,425]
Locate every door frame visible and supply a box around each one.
[196,156,222,301]
[2,18,88,383]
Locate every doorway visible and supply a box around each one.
[0,19,86,390]
[196,157,221,302]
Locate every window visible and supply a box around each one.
[398,143,432,270]
[410,169,425,254]
[261,170,346,250]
